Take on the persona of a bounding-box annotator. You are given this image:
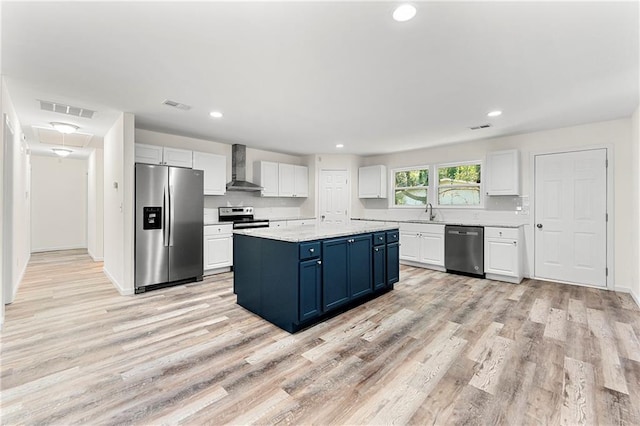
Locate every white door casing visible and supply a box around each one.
[534,149,607,287]
[319,170,349,224]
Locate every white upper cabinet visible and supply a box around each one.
[193,151,226,195]
[485,149,520,196]
[134,143,163,165]
[293,165,309,197]
[278,163,295,196]
[135,144,193,168]
[255,161,280,197]
[358,165,387,198]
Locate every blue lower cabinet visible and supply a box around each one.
[350,235,372,298]
[387,242,400,285]
[373,245,387,290]
[234,229,399,333]
[299,258,322,321]
[322,238,350,311]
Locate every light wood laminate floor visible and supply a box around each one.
[2,249,640,425]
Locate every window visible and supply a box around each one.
[436,162,482,207]
[392,167,429,207]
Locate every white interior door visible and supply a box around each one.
[534,149,607,287]
[319,170,349,224]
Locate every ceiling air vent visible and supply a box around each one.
[39,100,95,119]
[469,124,492,130]
[162,99,191,110]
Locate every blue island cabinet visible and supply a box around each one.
[234,229,399,333]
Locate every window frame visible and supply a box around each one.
[389,165,431,209]
[435,160,484,208]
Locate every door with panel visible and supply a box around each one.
[534,149,607,287]
[318,170,349,224]
[322,238,350,310]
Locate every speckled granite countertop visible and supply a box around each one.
[350,218,526,229]
[233,222,398,242]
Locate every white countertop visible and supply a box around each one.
[234,223,398,242]
[350,218,526,229]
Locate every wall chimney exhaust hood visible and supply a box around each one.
[226,144,263,192]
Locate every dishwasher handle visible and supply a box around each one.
[447,230,479,236]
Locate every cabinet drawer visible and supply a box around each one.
[299,242,321,260]
[386,230,399,243]
[485,227,519,240]
[373,232,386,246]
[204,224,233,236]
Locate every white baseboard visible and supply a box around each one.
[103,266,134,296]
[88,249,104,262]
[630,289,640,309]
[31,245,86,253]
[8,253,31,304]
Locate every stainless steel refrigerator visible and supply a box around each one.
[135,163,203,293]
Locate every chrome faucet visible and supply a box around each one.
[426,203,436,221]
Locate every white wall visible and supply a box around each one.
[362,118,634,292]
[1,77,31,309]
[103,113,135,295]
[87,148,104,261]
[631,107,640,306]
[30,155,87,252]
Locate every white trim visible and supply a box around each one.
[103,266,134,296]
[529,144,615,290]
[631,289,640,309]
[203,266,231,276]
[31,245,86,253]
[389,165,430,209]
[10,252,30,304]
[87,248,103,262]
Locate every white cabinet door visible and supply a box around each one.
[204,235,233,270]
[419,233,445,266]
[485,238,518,276]
[399,231,420,262]
[163,147,193,168]
[278,163,295,197]
[486,149,519,195]
[358,165,387,198]
[255,161,279,197]
[294,165,309,197]
[193,151,226,195]
[135,143,163,165]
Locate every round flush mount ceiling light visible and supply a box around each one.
[336,144,344,149]
[393,4,417,22]
[209,111,223,118]
[50,122,79,134]
[487,110,502,117]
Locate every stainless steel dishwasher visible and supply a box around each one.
[444,225,484,278]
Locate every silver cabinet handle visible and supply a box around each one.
[374,248,379,252]
[317,260,322,265]
[309,248,314,253]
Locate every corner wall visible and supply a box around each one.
[87,148,104,260]
[631,106,640,306]
[1,77,31,309]
[103,113,135,295]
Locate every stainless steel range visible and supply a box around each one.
[218,207,270,229]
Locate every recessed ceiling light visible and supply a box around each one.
[393,4,416,22]
[209,111,223,118]
[487,110,502,117]
[336,144,344,148]
[50,122,79,134]
[52,148,73,157]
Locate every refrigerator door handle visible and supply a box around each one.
[163,185,170,247]
[169,184,175,247]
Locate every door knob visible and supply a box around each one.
[536,223,543,229]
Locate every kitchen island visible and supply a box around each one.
[233,223,400,332]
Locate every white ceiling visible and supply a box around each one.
[2,1,638,157]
